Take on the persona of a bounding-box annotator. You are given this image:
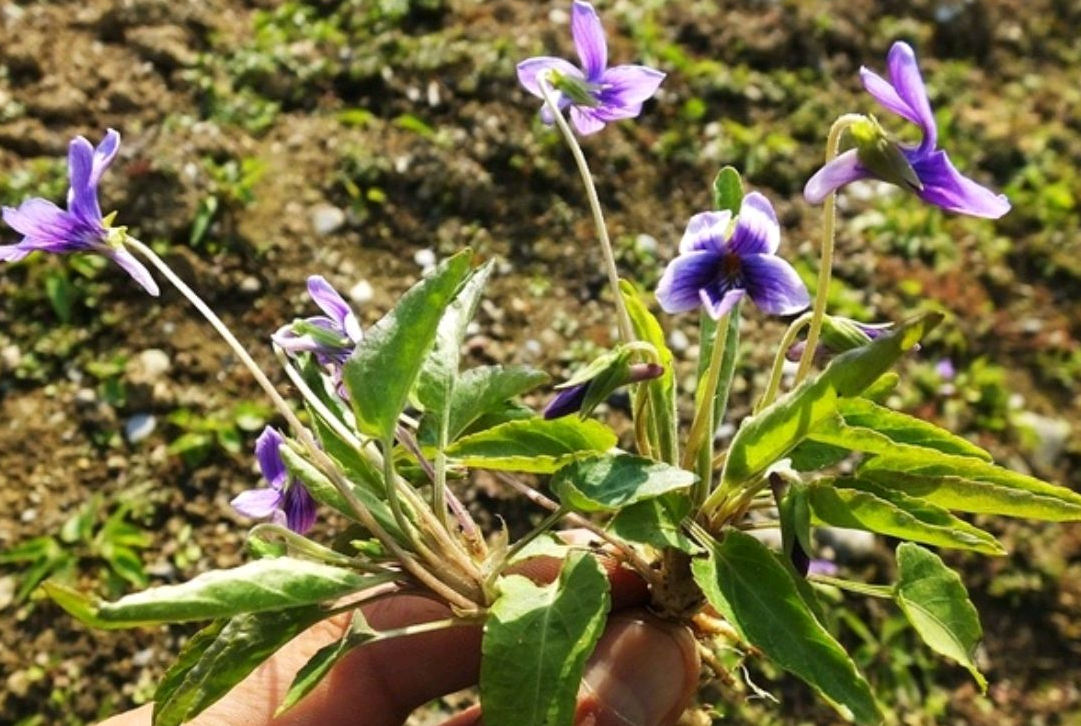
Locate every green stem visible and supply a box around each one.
[490,507,567,588]
[682,311,731,471]
[537,76,634,344]
[755,311,813,413]
[809,574,895,599]
[794,114,863,384]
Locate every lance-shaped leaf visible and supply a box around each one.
[49,558,390,627]
[691,530,882,725]
[154,606,331,726]
[608,494,700,554]
[621,280,678,464]
[807,481,1005,555]
[894,543,986,691]
[858,452,1081,521]
[418,365,550,444]
[721,313,940,491]
[416,261,494,412]
[445,417,617,474]
[480,552,610,726]
[344,250,472,440]
[551,453,695,513]
[833,398,990,460]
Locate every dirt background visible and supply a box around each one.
[0,0,1079,724]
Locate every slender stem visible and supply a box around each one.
[248,523,391,570]
[794,114,863,384]
[273,344,364,448]
[736,520,781,531]
[537,77,634,344]
[755,311,813,413]
[682,312,731,471]
[809,574,895,599]
[128,238,478,611]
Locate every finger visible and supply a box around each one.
[434,610,700,726]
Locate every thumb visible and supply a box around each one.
[575,611,700,726]
[440,609,700,726]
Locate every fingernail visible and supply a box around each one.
[577,613,699,726]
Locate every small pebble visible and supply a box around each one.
[136,349,172,382]
[348,279,374,305]
[668,328,689,353]
[310,204,346,236]
[414,248,437,271]
[0,344,21,371]
[239,276,261,293]
[125,413,157,444]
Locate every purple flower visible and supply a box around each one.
[786,317,894,363]
[273,275,363,367]
[0,129,159,295]
[655,192,810,320]
[231,427,317,534]
[544,362,663,419]
[804,42,1009,219]
[517,1,665,135]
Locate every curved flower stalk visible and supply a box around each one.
[517,1,665,135]
[804,41,1010,219]
[656,192,810,320]
[231,427,317,534]
[0,129,159,295]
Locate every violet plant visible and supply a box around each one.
[5,5,1080,726]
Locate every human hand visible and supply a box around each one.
[99,548,700,726]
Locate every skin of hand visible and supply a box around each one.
[98,546,700,726]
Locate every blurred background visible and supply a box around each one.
[0,0,1078,724]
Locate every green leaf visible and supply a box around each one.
[480,552,610,726]
[276,611,378,716]
[416,261,494,414]
[51,558,386,627]
[343,250,472,440]
[807,481,1005,555]
[279,443,404,540]
[721,313,940,491]
[780,483,813,561]
[620,280,678,464]
[608,494,700,554]
[419,365,550,444]
[445,417,618,474]
[894,543,986,691]
[712,165,745,214]
[551,454,695,513]
[858,452,1081,521]
[691,530,882,724]
[153,606,331,726]
[815,399,991,461]
[153,620,227,714]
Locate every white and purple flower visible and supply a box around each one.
[231,427,317,535]
[273,275,363,367]
[655,192,810,320]
[804,41,1009,219]
[0,129,159,295]
[517,1,665,135]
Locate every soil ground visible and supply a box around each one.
[1,0,1079,724]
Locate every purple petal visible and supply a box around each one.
[804,150,872,204]
[910,149,1010,218]
[3,199,81,247]
[884,42,936,153]
[729,192,780,256]
[307,275,362,342]
[283,484,317,534]
[741,254,811,316]
[255,426,288,488]
[655,250,722,314]
[539,96,571,125]
[570,106,606,135]
[91,129,121,187]
[599,64,665,108]
[591,102,643,122]
[517,57,583,98]
[0,243,32,263]
[231,487,284,519]
[679,211,731,254]
[571,0,607,81]
[544,382,589,419]
[108,248,160,296]
[698,285,745,320]
[67,137,103,223]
